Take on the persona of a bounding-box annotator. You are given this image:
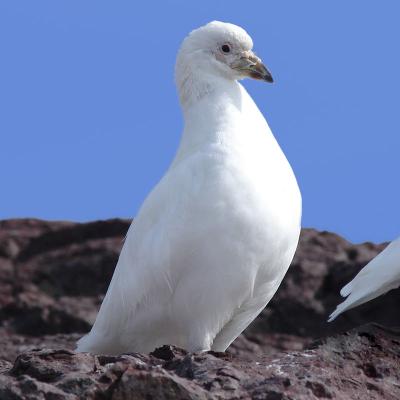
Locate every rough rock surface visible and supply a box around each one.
[1,324,400,400]
[0,218,399,399]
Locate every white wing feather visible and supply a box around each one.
[329,237,400,322]
[77,162,199,353]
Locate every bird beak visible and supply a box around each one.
[231,51,273,83]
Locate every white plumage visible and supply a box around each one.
[329,237,400,322]
[77,21,301,354]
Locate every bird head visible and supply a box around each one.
[176,21,273,85]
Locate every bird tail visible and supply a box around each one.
[76,333,90,353]
[328,241,400,322]
[328,281,389,322]
[76,331,102,353]
[76,329,120,355]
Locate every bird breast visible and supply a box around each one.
[166,84,301,270]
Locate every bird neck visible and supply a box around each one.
[181,75,243,118]
[172,76,253,166]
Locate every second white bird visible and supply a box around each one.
[329,237,400,321]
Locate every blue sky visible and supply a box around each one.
[1,1,399,243]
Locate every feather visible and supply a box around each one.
[329,237,400,322]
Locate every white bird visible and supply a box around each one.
[77,21,301,354]
[329,237,400,322]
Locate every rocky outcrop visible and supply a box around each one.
[1,324,400,399]
[0,218,399,398]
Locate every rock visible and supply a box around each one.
[245,229,399,349]
[0,219,128,340]
[0,324,399,399]
[0,218,400,398]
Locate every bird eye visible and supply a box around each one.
[221,44,231,53]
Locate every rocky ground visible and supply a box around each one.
[0,218,399,399]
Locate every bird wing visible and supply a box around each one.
[77,170,186,353]
[329,237,400,322]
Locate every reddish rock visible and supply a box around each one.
[0,218,399,398]
[0,325,399,399]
